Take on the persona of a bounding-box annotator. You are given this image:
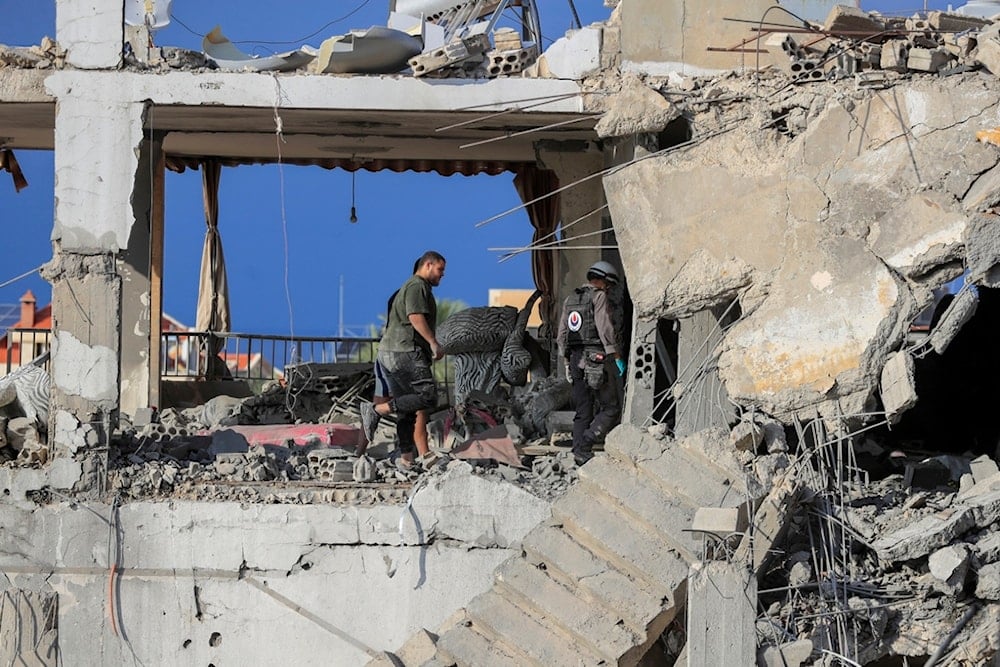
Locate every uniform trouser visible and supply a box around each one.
[568,348,622,455]
[378,349,438,455]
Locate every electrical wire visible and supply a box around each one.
[169,0,372,46]
[0,265,42,290]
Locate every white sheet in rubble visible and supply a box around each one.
[311,26,422,75]
[388,11,446,52]
[202,25,315,72]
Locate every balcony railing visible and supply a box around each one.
[161,330,454,402]
[160,330,378,381]
[3,328,51,375]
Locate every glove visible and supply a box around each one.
[615,358,626,377]
[564,360,573,383]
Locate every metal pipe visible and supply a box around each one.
[459,115,601,150]
[435,92,583,132]
[474,117,747,228]
[924,604,979,667]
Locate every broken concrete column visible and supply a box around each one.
[56,0,124,69]
[119,128,164,417]
[44,76,154,481]
[687,561,756,667]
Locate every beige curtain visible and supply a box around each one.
[195,160,230,359]
[513,166,561,336]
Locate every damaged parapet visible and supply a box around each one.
[770,6,997,82]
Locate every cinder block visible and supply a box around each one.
[907,46,955,72]
[691,507,741,534]
[881,39,910,71]
[975,36,1000,75]
[409,34,489,76]
[486,46,538,77]
[858,42,882,67]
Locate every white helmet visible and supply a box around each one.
[587,260,620,284]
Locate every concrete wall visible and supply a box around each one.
[0,464,551,665]
[56,0,123,69]
[619,0,844,76]
[538,143,608,329]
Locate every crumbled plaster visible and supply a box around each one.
[51,331,117,403]
[0,457,82,509]
[54,410,98,454]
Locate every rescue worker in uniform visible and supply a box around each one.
[557,260,625,466]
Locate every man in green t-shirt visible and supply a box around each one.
[362,250,446,469]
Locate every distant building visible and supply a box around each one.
[0,290,52,373]
[0,290,275,379]
[488,288,542,329]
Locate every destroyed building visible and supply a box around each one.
[2,0,1000,665]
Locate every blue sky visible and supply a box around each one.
[0,0,954,336]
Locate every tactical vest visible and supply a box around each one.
[564,286,602,349]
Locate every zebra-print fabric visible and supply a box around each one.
[442,293,545,404]
[452,351,503,406]
[0,355,49,429]
[500,290,542,387]
[437,306,517,354]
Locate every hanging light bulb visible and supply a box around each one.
[349,169,359,223]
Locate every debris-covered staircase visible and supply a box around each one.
[378,424,764,667]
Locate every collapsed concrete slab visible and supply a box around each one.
[718,235,913,418]
[605,76,1000,418]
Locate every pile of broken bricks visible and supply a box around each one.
[409,27,538,79]
[108,382,583,503]
[776,6,1000,86]
[0,37,65,70]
